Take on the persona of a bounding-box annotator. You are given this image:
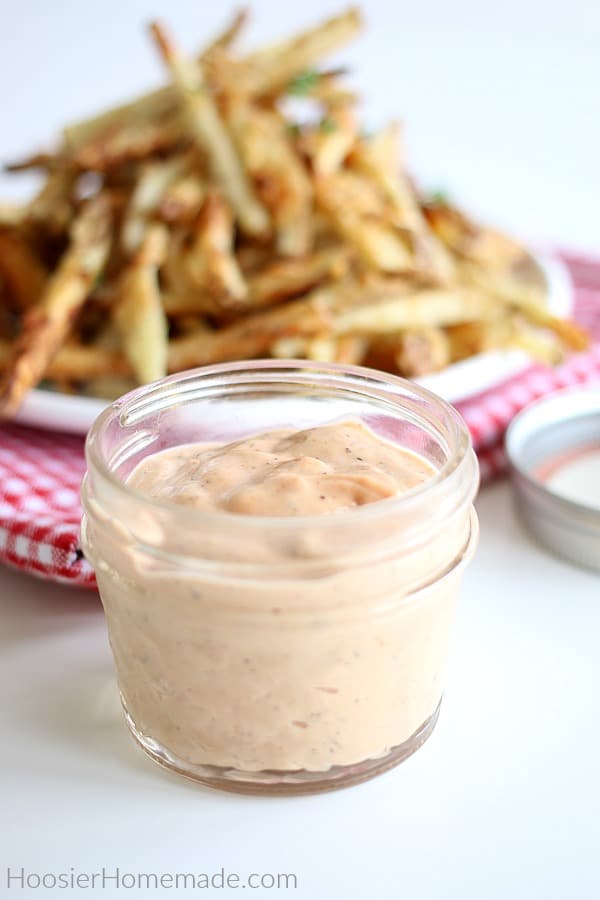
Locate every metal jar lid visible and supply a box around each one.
[505,385,600,573]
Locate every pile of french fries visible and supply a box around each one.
[0,7,588,414]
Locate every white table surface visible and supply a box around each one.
[1,482,599,900]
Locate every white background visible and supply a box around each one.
[1,2,600,899]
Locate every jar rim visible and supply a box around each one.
[84,359,475,531]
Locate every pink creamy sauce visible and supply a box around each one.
[128,420,434,516]
[91,420,470,773]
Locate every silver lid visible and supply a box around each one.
[505,385,600,573]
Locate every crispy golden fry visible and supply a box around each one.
[302,108,356,177]
[351,125,455,282]
[303,332,367,364]
[247,245,350,308]
[423,201,547,300]
[508,320,565,365]
[149,20,270,238]
[161,193,247,317]
[0,195,112,415]
[333,287,494,334]
[229,7,362,96]
[72,114,185,171]
[64,89,176,154]
[80,375,137,399]
[184,191,248,311]
[333,334,368,365]
[270,332,367,365]
[158,173,205,223]
[121,156,188,255]
[304,333,339,362]
[0,230,47,308]
[445,319,508,361]
[0,340,131,382]
[167,286,335,370]
[519,304,589,352]
[27,167,75,233]
[456,258,547,312]
[0,6,586,411]
[114,224,169,383]
[364,329,451,376]
[315,170,415,272]
[201,8,249,61]
[4,152,56,173]
[227,103,312,255]
[317,169,386,218]
[64,9,249,153]
[270,336,308,358]
[289,68,357,107]
[0,203,27,227]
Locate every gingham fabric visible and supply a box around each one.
[0,250,598,588]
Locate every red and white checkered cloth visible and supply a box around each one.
[1,250,599,588]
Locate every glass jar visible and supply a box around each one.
[81,360,479,794]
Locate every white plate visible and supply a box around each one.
[13,253,572,435]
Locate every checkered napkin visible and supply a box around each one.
[1,250,599,588]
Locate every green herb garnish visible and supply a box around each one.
[92,270,105,291]
[319,117,337,134]
[428,188,450,206]
[287,69,320,96]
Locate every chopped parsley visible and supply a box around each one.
[319,117,337,134]
[428,188,450,206]
[287,69,320,96]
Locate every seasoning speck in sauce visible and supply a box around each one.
[128,420,433,516]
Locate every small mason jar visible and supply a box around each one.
[81,361,479,794]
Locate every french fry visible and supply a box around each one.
[270,332,366,365]
[247,245,350,308]
[287,68,357,107]
[0,230,47,308]
[445,320,507,361]
[333,287,494,334]
[114,224,169,383]
[72,114,185,171]
[364,329,451,376]
[4,152,57,173]
[0,203,27,227]
[0,6,586,411]
[227,103,312,255]
[315,170,415,272]
[184,191,248,311]
[201,7,249,61]
[80,375,137,399]
[158,173,206,223]
[149,20,270,238]
[0,194,112,415]
[64,89,176,155]
[229,7,362,96]
[64,9,249,154]
[167,285,335,370]
[121,156,188,255]
[270,336,309,358]
[0,340,131,381]
[302,108,357,177]
[350,124,455,282]
[27,166,75,233]
[518,304,589,352]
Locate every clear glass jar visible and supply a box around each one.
[81,361,479,794]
